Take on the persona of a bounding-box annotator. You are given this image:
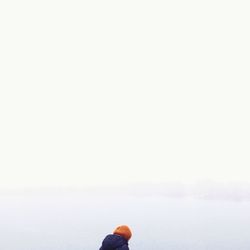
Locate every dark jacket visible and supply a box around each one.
[99,234,129,250]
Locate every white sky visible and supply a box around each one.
[0,1,250,188]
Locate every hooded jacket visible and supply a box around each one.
[99,234,129,250]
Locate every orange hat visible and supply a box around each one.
[113,225,132,241]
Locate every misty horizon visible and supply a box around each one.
[1,180,250,202]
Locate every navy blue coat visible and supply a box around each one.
[99,234,129,250]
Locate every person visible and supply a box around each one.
[99,225,132,250]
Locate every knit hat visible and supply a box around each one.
[113,225,132,241]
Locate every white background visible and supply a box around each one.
[0,0,249,188]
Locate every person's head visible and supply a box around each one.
[113,225,132,241]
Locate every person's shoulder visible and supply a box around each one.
[103,234,114,239]
[119,244,129,250]
[104,234,126,240]
[103,234,128,247]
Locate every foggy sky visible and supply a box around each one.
[0,0,249,188]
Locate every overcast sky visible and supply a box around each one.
[0,1,249,188]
